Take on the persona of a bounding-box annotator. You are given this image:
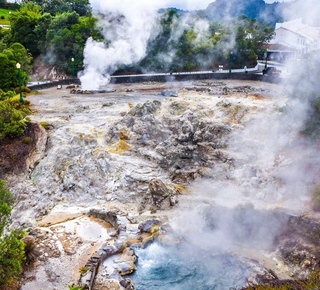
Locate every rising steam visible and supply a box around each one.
[81,0,217,90]
[79,1,162,90]
[169,0,320,254]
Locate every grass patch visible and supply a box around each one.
[40,122,49,130]
[0,8,11,25]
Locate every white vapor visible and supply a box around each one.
[80,1,165,89]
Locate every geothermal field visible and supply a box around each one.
[3,79,320,289]
[1,0,320,289]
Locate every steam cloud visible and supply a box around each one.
[168,0,320,256]
[81,0,218,89]
[80,1,162,89]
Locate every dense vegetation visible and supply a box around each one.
[120,11,274,73]
[0,0,274,86]
[0,180,25,286]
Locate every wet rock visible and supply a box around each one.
[159,90,178,97]
[120,278,136,290]
[138,219,162,233]
[95,279,122,290]
[149,179,170,207]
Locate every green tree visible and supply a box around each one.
[0,181,25,286]
[34,13,53,54]
[0,52,17,91]
[0,100,26,139]
[45,12,102,74]
[32,0,91,16]
[9,2,42,55]
[0,43,32,91]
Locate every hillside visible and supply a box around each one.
[205,0,284,25]
[205,0,320,26]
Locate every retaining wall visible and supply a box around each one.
[28,73,281,90]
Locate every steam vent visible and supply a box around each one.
[1,0,320,289]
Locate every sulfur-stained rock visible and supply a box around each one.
[138,219,162,233]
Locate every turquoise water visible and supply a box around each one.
[129,242,251,290]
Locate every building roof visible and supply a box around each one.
[275,18,320,42]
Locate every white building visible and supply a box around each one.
[268,18,320,60]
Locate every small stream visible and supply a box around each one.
[129,242,251,290]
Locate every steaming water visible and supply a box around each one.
[130,242,251,290]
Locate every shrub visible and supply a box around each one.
[40,122,49,130]
[312,186,320,211]
[0,90,16,101]
[0,181,25,286]
[0,100,26,139]
[10,97,31,110]
[21,137,33,144]
[22,236,39,266]
[14,86,31,94]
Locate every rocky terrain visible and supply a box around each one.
[3,79,320,289]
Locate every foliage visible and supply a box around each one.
[0,99,26,139]
[0,8,10,25]
[32,0,91,16]
[40,122,49,130]
[0,180,14,235]
[21,137,33,144]
[0,181,25,286]
[234,15,274,66]
[14,86,31,94]
[303,98,320,139]
[245,272,320,289]
[79,266,89,274]
[0,42,32,91]
[68,285,85,290]
[0,89,15,101]
[44,12,102,74]
[22,236,39,266]
[138,12,273,73]
[9,3,42,55]
[312,186,320,211]
[0,230,25,286]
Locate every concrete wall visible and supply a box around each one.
[28,73,281,90]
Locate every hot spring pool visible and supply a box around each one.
[128,242,251,290]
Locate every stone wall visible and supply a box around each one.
[28,73,281,90]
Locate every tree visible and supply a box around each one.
[32,0,91,16]
[0,100,26,139]
[9,2,42,55]
[44,12,102,74]
[0,52,17,91]
[34,13,53,54]
[0,43,32,91]
[0,181,25,286]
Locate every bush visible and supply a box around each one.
[22,236,39,266]
[14,86,31,95]
[21,137,33,144]
[0,181,25,286]
[0,90,16,101]
[40,122,49,130]
[10,96,31,110]
[312,186,320,211]
[0,100,26,139]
